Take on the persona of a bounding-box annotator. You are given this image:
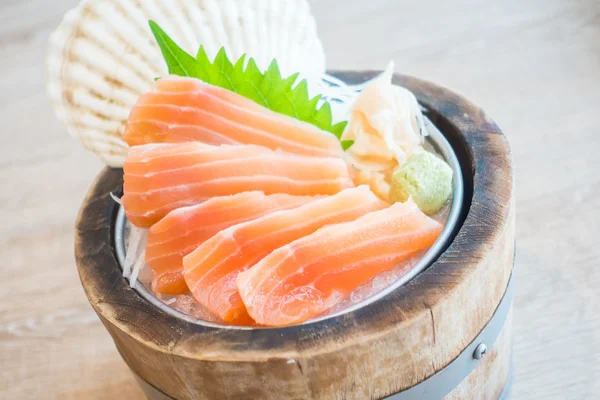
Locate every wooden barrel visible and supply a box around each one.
[75,72,514,400]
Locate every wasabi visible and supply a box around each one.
[389,151,453,215]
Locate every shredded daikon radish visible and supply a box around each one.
[129,247,147,288]
[123,225,147,280]
[109,192,122,205]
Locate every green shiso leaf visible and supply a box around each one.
[149,20,350,145]
[313,101,333,131]
[341,140,355,151]
[149,21,198,77]
[331,121,348,139]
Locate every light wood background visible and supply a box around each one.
[1,0,598,399]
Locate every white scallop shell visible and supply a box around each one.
[47,0,327,167]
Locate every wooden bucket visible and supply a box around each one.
[75,72,515,400]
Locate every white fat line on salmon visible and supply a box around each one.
[133,103,339,156]
[184,194,379,278]
[199,203,383,293]
[125,144,263,162]
[126,120,239,144]
[242,207,426,293]
[263,246,425,304]
[149,86,341,138]
[123,199,210,219]
[123,176,352,196]
[123,153,347,178]
[145,202,311,250]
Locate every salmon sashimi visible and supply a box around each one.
[147,191,319,295]
[123,76,344,158]
[237,198,443,326]
[182,186,387,325]
[122,142,354,227]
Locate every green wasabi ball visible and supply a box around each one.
[389,151,453,215]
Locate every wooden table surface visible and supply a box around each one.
[1,0,598,399]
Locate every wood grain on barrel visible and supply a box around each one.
[73,72,514,399]
[117,310,513,400]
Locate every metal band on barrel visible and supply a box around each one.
[384,272,514,400]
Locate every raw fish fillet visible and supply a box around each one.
[123,76,344,158]
[237,198,443,326]
[182,186,387,325]
[122,142,354,227]
[147,191,318,295]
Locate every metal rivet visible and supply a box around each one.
[473,343,487,360]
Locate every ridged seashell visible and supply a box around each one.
[47,0,327,167]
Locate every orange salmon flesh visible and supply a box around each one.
[236,198,443,326]
[122,142,354,227]
[182,186,387,325]
[123,76,344,158]
[146,192,320,294]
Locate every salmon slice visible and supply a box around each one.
[122,142,354,227]
[151,270,189,295]
[123,76,344,158]
[182,186,387,325]
[237,198,443,326]
[147,191,319,295]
